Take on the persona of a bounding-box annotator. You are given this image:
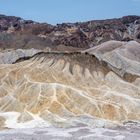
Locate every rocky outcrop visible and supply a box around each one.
[52,16,140,48]
[0,14,53,34]
[0,14,140,49]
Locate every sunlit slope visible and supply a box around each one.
[0,48,140,128]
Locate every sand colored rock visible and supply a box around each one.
[0,116,5,126]
[0,45,140,128]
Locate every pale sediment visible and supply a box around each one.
[0,42,140,129]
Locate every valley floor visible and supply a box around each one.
[0,123,140,140]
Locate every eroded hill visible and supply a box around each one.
[0,41,140,129]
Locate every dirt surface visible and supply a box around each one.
[0,123,140,140]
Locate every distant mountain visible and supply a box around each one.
[0,14,140,49]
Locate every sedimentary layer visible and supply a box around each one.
[0,45,140,128]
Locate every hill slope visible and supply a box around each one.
[0,41,140,129]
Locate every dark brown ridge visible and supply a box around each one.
[13,51,139,83]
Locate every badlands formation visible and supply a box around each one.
[0,40,140,130]
[0,15,140,139]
